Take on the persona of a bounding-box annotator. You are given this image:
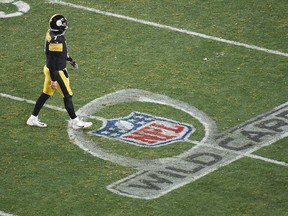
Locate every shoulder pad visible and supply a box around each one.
[45,30,52,43]
[46,30,61,43]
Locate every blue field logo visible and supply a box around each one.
[90,112,194,147]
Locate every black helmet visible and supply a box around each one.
[49,14,68,34]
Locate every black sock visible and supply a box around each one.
[32,93,50,116]
[64,96,77,119]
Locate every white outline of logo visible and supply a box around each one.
[68,89,288,199]
[0,0,30,18]
[67,89,217,169]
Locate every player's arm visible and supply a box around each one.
[46,54,58,89]
[46,37,63,88]
[46,54,58,81]
[67,55,78,70]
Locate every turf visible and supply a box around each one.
[0,0,287,215]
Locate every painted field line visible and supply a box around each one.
[0,92,105,121]
[48,0,288,57]
[0,93,65,112]
[190,140,288,167]
[0,210,17,216]
[1,92,288,167]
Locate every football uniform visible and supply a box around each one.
[27,14,92,129]
[43,30,73,97]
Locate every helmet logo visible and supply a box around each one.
[56,19,62,27]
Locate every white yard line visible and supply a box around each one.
[0,92,65,112]
[190,140,288,167]
[48,0,288,57]
[1,92,287,167]
[0,211,17,216]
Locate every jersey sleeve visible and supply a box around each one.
[46,54,57,81]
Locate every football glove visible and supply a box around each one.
[67,56,78,70]
[70,60,78,70]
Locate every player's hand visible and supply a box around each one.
[70,60,78,70]
[50,81,57,89]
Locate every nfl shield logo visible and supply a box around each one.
[90,112,194,147]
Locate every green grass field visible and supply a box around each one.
[0,0,288,215]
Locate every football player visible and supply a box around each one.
[27,14,92,129]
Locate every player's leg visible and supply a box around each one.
[27,66,53,127]
[26,93,50,127]
[57,69,92,129]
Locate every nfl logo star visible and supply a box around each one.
[90,112,194,147]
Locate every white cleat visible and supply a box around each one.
[26,115,47,128]
[72,117,92,129]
